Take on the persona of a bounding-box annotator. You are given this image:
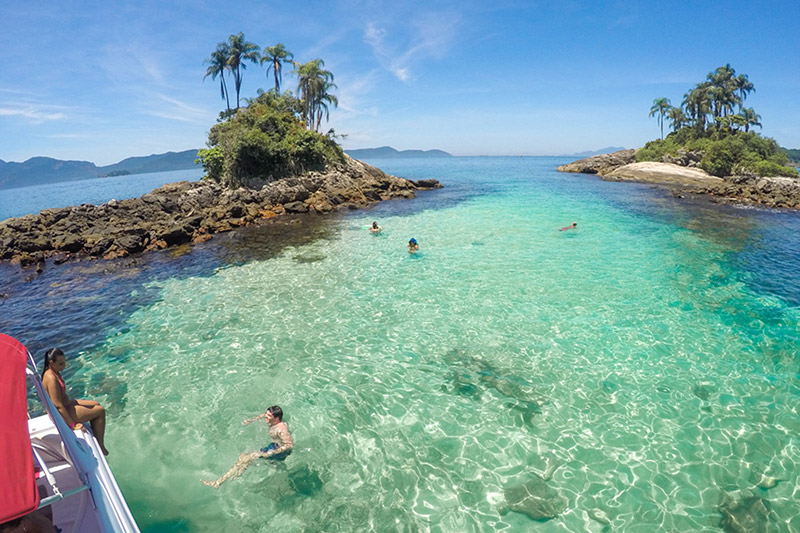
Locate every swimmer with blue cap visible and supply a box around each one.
[408,238,419,254]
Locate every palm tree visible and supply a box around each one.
[733,73,755,111]
[683,83,712,133]
[226,32,260,109]
[649,97,671,139]
[706,64,740,124]
[666,106,686,133]
[204,43,232,113]
[294,59,338,131]
[261,43,294,93]
[740,107,762,132]
[314,83,339,132]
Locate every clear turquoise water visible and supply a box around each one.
[3,157,799,531]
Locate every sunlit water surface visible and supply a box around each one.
[2,157,799,532]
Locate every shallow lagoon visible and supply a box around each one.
[3,157,799,531]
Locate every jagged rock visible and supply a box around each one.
[114,234,146,254]
[158,225,192,246]
[283,201,308,213]
[662,149,703,167]
[54,234,85,253]
[87,238,113,256]
[697,175,800,209]
[412,178,444,189]
[556,149,636,175]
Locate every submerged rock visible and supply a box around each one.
[718,492,771,533]
[288,465,324,496]
[441,347,546,424]
[499,474,568,521]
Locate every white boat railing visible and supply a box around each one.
[25,350,139,532]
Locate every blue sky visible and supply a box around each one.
[2,0,799,165]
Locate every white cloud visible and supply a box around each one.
[0,107,66,122]
[364,12,460,82]
[144,93,209,123]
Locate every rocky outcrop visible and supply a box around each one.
[556,149,636,175]
[558,149,800,209]
[696,175,800,209]
[0,156,442,267]
[605,162,724,188]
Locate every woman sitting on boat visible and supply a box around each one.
[202,405,293,489]
[41,347,109,456]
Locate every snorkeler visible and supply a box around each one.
[559,222,577,231]
[201,405,293,489]
[408,238,419,253]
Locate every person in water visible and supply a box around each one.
[41,348,109,456]
[559,222,577,231]
[369,221,382,233]
[201,405,293,489]
[408,238,419,253]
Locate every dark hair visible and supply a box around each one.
[267,405,283,421]
[41,347,65,379]
[372,221,378,228]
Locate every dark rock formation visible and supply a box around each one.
[0,156,442,267]
[556,149,636,175]
[696,175,800,209]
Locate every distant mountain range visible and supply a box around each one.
[0,145,632,190]
[0,149,200,190]
[344,146,628,159]
[345,146,453,159]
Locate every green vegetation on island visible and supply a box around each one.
[641,65,797,178]
[197,34,344,188]
[101,170,132,177]
[783,148,800,165]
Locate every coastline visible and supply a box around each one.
[557,150,800,209]
[0,156,441,269]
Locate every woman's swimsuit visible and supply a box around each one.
[46,369,67,398]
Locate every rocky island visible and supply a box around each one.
[558,149,800,209]
[0,155,440,267]
[559,65,800,209]
[0,72,447,269]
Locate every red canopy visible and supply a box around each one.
[0,334,39,524]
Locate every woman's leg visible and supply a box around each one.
[70,400,108,455]
[201,451,265,489]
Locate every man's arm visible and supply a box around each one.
[242,412,266,425]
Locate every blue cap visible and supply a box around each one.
[410,238,417,244]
